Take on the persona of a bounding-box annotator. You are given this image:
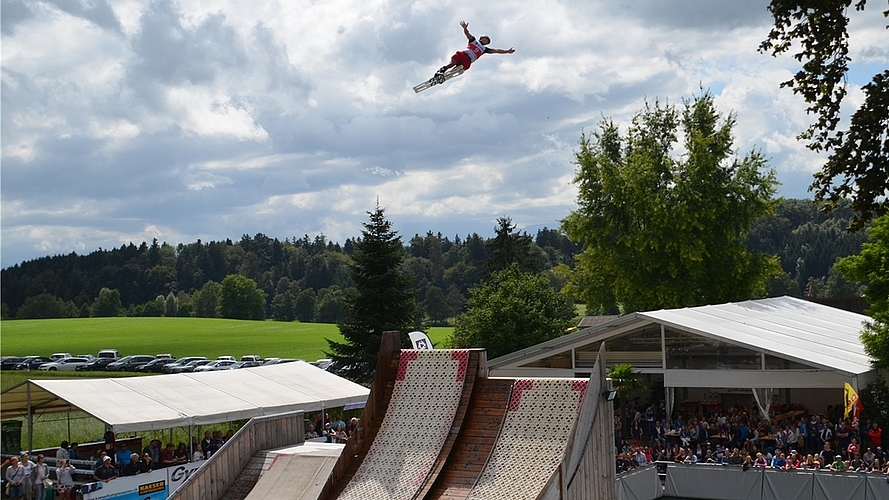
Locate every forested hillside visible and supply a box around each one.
[0,199,868,321]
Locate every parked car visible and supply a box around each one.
[76,357,118,371]
[38,357,90,371]
[97,349,120,359]
[216,355,236,362]
[0,357,25,370]
[230,360,263,369]
[263,358,299,366]
[170,359,213,373]
[15,356,52,371]
[162,357,207,373]
[310,358,333,370]
[240,355,262,363]
[135,358,178,373]
[76,354,96,361]
[50,352,73,362]
[194,360,238,372]
[106,355,155,372]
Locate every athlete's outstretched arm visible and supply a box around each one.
[460,20,475,42]
[487,47,516,54]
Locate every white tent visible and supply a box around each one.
[1,361,369,433]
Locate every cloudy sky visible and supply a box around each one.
[2,0,886,268]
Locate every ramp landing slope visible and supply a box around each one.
[317,333,615,500]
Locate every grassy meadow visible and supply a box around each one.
[0,317,454,449]
[1,317,453,365]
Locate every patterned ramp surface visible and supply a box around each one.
[467,378,588,500]
[338,349,469,500]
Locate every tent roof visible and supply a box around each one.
[489,296,873,376]
[0,361,369,433]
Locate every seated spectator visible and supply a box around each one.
[192,444,205,462]
[333,424,349,444]
[94,451,108,471]
[94,456,117,482]
[143,439,161,469]
[868,458,882,473]
[305,424,319,439]
[139,454,153,473]
[850,452,864,471]
[68,442,79,460]
[863,447,877,467]
[160,443,185,468]
[323,423,336,443]
[829,455,846,472]
[771,452,786,469]
[174,442,189,462]
[753,452,768,467]
[122,454,141,476]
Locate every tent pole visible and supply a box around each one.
[26,382,33,453]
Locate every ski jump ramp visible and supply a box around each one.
[309,332,616,500]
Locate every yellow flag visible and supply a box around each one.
[844,382,863,420]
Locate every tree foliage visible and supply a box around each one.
[91,287,124,317]
[485,217,537,275]
[15,293,78,319]
[561,92,782,313]
[836,214,889,367]
[326,206,417,383]
[450,265,576,359]
[217,274,267,320]
[760,0,889,230]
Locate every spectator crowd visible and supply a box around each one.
[614,398,888,476]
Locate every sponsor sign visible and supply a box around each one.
[83,461,205,500]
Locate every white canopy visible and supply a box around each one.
[1,361,369,433]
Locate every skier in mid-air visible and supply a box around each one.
[414,20,515,92]
[434,20,515,82]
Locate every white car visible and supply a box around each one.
[194,360,238,372]
[50,352,73,361]
[38,357,91,371]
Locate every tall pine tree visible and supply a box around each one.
[326,205,416,383]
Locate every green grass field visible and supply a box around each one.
[0,317,453,390]
[2,317,345,360]
[0,318,454,449]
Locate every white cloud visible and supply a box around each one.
[2,0,887,267]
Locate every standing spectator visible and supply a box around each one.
[223,430,234,443]
[201,432,214,458]
[142,440,161,469]
[115,443,131,469]
[19,453,35,500]
[56,441,70,461]
[836,421,852,458]
[93,457,117,482]
[868,422,883,450]
[5,456,25,500]
[54,459,75,500]
[29,455,49,500]
[645,403,657,442]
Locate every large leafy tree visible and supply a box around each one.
[91,287,124,317]
[561,92,782,313]
[327,206,416,383]
[450,265,576,359]
[760,0,889,231]
[836,214,889,367]
[217,274,267,320]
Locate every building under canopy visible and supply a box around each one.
[488,296,875,418]
[1,361,369,449]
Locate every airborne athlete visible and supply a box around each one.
[413,21,515,93]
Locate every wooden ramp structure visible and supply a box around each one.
[314,332,617,500]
